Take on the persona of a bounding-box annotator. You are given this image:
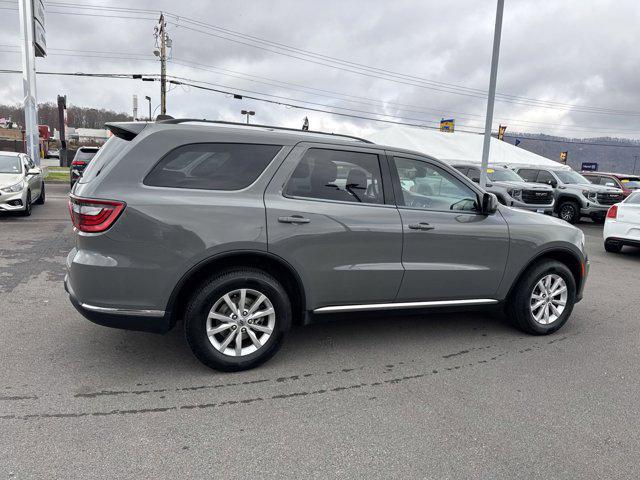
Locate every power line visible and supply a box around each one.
[22,1,640,117]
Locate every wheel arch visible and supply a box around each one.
[505,247,583,301]
[166,250,307,329]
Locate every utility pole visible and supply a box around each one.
[479,0,505,189]
[57,95,67,167]
[18,0,40,166]
[634,155,639,175]
[155,14,170,116]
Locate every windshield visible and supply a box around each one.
[554,170,591,185]
[487,168,523,182]
[0,155,22,174]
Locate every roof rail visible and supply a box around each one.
[155,118,373,144]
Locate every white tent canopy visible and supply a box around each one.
[366,125,568,169]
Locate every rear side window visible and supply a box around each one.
[75,148,99,162]
[536,170,556,185]
[145,143,282,191]
[80,136,130,183]
[284,148,384,204]
[625,192,640,204]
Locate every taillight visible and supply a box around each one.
[71,160,86,166]
[68,195,125,233]
[606,204,618,219]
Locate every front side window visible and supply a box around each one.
[518,169,539,182]
[0,155,22,173]
[393,157,478,212]
[536,170,557,186]
[284,148,384,204]
[598,177,619,188]
[467,168,481,183]
[145,143,282,190]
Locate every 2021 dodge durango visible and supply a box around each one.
[65,119,589,371]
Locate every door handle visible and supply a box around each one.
[278,215,311,224]
[408,222,435,231]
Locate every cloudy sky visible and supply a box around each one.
[1,0,640,139]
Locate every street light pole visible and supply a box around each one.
[479,0,505,189]
[241,110,255,124]
[145,96,152,121]
[18,0,40,166]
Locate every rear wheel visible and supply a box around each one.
[21,191,32,216]
[184,268,291,371]
[34,182,45,204]
[604,240,623,253]
[558,201,580,224]
[507,260,576,335]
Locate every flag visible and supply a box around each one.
[560,151,568,164]
[440,118,455,132]
[498,125,507,140]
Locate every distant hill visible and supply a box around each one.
[0,103,132,132]
[502,132,640,175]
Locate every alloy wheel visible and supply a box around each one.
[560,204,575,222]
[206,288,276,357]
[530,274,567,325]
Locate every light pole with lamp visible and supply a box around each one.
[241,110,255,124]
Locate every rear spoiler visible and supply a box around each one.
[105,122,148,141]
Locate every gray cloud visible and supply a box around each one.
[1,0,639,138]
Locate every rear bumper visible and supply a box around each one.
[65,274,172,334]
[576,256,589,302]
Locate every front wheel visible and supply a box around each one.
[34,182,45,204]
[184,268,292,371]
[507,260,576,335]
[21,191,32,216]
[558,201,580,224]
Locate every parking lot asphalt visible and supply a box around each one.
[1,183,639,479]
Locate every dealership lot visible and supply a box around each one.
[1,184,639,478]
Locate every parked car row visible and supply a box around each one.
[0,152,45,216]
[451,163,627,224]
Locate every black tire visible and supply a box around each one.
[558,200,580,224]
[604,240,622,253]
[506,260,576,335]
[34,182,45,204]
[184,268,292,372]
[21,191,32,217]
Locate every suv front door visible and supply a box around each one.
[389,154,509,302]
[265,143,404,311]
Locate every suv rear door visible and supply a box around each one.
[264,142,403,311]
[388,153,509,302]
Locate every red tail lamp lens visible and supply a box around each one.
[68,196,125,233]
[606,205,618,219]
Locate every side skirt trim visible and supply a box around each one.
[313,298,498,313]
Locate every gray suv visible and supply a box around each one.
[451,163,554,214]
[65,119,589,371]
[514,167,624,223]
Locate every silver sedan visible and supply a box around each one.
[0,151,45,216]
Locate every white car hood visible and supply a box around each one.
[0,173,23,188]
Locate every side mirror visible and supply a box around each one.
[26,168,40,176]
[481,192,499,215]
[548,180,557,188]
